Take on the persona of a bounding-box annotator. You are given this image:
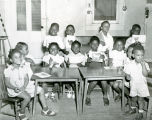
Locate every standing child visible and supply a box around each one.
[4,49,56,120]
[43,23,65,54]
[85,36,109,106]
[109,40,127,102]
[96,21,114,53]
[64,25,78,53]
[124,44,150,120]
[125,24,144,49]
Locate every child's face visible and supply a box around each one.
[20,46,29,56]
[66,26,75,36]
[133,50,144,63]
[11,52,22,65]
[90,40,99,51]
[50,25,59,36]
[101,23,110,33]
[127,47,133,59]
[71,44,80,54]
[115,41,124,51]
[49,45,59,56]
[132,27,140,35]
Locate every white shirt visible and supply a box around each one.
[4,65,28,97]
[87,50,107,62]
[42,54,64,68]
[65,52,86,68]
[109,50,127,67]
[124,60,150,84]
[97,31,114,52]
[64,35,77,51]
[43,35,65,49]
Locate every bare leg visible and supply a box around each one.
[17,91,31,114]
[39,89,47,109]
[87,81,98,97]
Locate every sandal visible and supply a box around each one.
[41,109,56,116]
[18,113,29,120]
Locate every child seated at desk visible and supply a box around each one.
[4,49,56,120]
[65,40,86,98]
[42,42,65,100]
[15,42,35,66]
[109,39,127,102]
[65,40,86,68]
[124,44,150,120]
[85,36,109,106]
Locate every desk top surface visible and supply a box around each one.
[79,67,125,78]
[31,66,81,79]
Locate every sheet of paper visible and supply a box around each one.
[34,72,51,78]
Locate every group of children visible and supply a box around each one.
[4,21,150,120]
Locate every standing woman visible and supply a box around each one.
[96,21,114,55]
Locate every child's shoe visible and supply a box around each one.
[18,112,29,120]
[114,95,121,103]
[67,91,72,99]
[85,97,91,106]
[41,109,56,116]
[103,97,109,106]
[125,108,136,116]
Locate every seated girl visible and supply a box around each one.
[4,49,56,120]
[85,36,109,106]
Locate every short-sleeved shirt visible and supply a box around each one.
[42,54,64,68]
[97,31,114,52]
[4,65,28,97]
[64,35,78,51]
[109,50,127,67]
[65,52,86,68]
[43,35,65,49]
[124,60,150,97]
[87,50,107,62]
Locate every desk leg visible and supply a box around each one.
[82,79,88,113]
[33,81,38,115]
[122,77,125,112]
[75,80,79,116]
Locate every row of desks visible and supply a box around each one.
[31,66,125,116]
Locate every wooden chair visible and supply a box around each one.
[0,65,32,120]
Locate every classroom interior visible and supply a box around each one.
[0,0,152,120]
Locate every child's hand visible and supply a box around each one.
[58,51,64,56]
[87,57,92,63]
[49,58,53,63]
[14,87,21,93]
[77,63,83,67]
[125,74,131,81]
[100,41,105,46]
[44,52,49,55]
[66,58,70,67]
[99,55,105,59]
[68,40,73,45]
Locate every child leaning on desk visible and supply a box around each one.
[85,36,109,106]
[4,49,56,120]
[42,42,65,101]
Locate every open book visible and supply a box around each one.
[34,72,51,78]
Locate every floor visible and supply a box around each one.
[0,90,148,120]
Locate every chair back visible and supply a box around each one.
[0,65,9,99]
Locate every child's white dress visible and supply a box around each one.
[42,54,64,68]
[64,35,77,51]
[43,35,65,49]
[4,64,41,97]
[124,60,150,97]
[109,50,127,67]
[65,51,86,68]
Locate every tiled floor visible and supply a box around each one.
[0,90,148,120]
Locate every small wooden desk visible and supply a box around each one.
[79,67,125,113]
[31,66,81,116]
